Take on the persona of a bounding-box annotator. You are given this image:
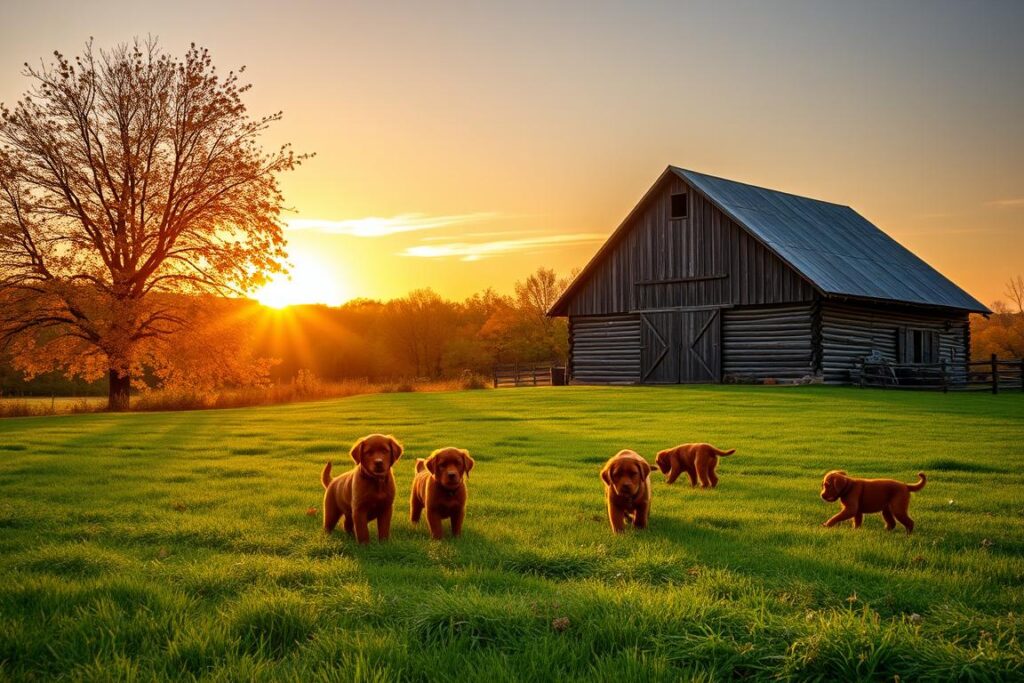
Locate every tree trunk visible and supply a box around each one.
[108,369,130,411]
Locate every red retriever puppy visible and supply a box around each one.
[600,450,652,533]
[655,443,736,488]
[321,434,403,544]
[409,447,474,539]
[820,470,926,533]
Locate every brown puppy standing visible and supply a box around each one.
[820,470,926,533]
[321,434,403,544]
[600,450,652,533]
[655,443,735,487]
[410,447,474,539]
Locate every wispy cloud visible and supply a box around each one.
[401,233,606,262]
[286,212,495,237]
[418,229,545,242]
[985,198,1024,208]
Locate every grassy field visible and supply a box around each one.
[1,386,1022,681]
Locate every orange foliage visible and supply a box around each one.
[0,39,305,409]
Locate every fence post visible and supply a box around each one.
[991,354,998,394]
[492,366,498,389]
[940,360,947,393]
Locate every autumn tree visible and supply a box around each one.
[972,276,1024,360]
[381,289,458,378]
[1005,275,1024,314]
[0,39,304,409]
[478,267,573,363]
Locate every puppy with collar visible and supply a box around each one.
[410,447,474,539]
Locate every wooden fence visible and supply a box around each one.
[859,355,1024,393]
[492,363,566,388]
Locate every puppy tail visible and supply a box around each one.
[415,458,427,473]
[907,472,926,492]
[712,447,736,457]
[321,461,333,489]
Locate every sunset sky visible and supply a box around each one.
[2,1,1022,307]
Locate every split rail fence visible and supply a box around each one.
[859,354,1023,393]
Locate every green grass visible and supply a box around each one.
[1,386,1022,681]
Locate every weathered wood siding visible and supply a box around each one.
[569,316,641,384]
[821,302,969,383]
[722,304,815,381]
[566,175,816,316]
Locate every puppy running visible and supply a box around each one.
[600,450,652,533]
[655,443,736,487]
[820,470,926,533]
[321,434,403,544]
[410,447,474,539]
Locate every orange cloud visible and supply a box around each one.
[401,233,606,261]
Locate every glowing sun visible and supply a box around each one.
[255,253,350,308]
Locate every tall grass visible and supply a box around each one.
[1,371,491,416]
[131,372,490,412]
[0,396,103,418]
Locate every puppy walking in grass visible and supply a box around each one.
[601,450,652,533]
[820,470,927,533]
[321,434,403,544]
[410,447,474,539]
[655,443,735,488]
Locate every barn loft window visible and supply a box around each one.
[670,193,688,220]
[897,327,940,364]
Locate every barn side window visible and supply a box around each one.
[670,193,688,220]
[897,327,940,364]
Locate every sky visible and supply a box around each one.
[1,0,1022,306]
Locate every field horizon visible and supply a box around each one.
[1,386,1022,680]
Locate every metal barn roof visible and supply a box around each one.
[548,166,990,315]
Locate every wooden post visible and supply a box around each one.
[991,354,998,394]
[492,366,498,389]
[940,360,947,394]
[532,365,537,386]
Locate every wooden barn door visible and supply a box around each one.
[641,312,681,383]
[642,309,721,383]
[680,309,720,383]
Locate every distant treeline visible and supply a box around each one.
[6,269,1019,397]
[1,268,571,395]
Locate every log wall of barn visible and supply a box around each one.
[721,304,815,381]
[821,301,969,384]
[565,175,816,316]
[569,316,641,384]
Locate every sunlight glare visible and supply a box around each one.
[255,252,349,308]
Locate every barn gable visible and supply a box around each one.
[550,166,989,316]
[551,170,816,317]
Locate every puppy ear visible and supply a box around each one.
[461,450,474,478]
[387,436,403,464]
[639,459,652,479]
[349,437,366,464]
[600,463,613,485]
[426,452,439,475]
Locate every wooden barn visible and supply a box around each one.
[547,166,989,385]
